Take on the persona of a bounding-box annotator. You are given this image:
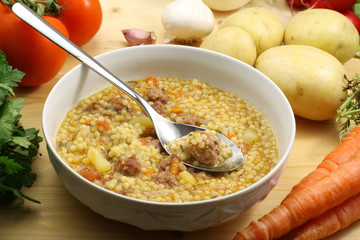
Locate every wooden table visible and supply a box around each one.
[2,0,360,239]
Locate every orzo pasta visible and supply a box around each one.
[56,76,278,202]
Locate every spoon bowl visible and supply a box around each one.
[12,2,243,172]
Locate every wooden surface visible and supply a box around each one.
[2,0,360,239]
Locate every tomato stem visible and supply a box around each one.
[1,0,63,16]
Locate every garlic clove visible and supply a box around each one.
[121,28,156,46]
[161,0,215,42]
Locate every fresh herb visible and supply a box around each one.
[355,1,360,58]
[336,74,360,133]
[0,50,42,204]
[355,0,360,18]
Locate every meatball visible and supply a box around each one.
[151,101,166,115]
[114,156,141,176]
[141,136,163,152]
[186,132,220,167]
[180,113,198,125]
[146,87,170,104]
[109,96,132,113]
[152,171,177,186]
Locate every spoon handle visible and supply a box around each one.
[12,3,155,115]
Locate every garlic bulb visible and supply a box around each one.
[161,0,215,42]
[202,0,251,11]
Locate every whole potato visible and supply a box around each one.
[255,45,347,121]
[284,9,359,63]
[202,0,251,11]
[200,27,257,66]
[219,7,284,55]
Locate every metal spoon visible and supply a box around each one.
[12,2,243,172]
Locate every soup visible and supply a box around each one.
[56,76,278,202]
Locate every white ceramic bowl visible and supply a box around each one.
[43,45,295,231]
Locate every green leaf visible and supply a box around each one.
[354,3,360,19]
[0,98,25,143]
[0,83,15,96]
[11,136,32,149]
[0,156,24,175]
[0,50,41,205]
[11,189,25,204]
[0,50,24,96]
[0,113,14,142]
[21,171,37,188]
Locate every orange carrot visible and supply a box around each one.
[293,192,360,240]
[96,120,110,131]
[144,168,155,175]
[79,168,102,182]
[171,106,183,113]
[145,76,157,85]
[227,133,235,139]
[169,154,182,175]
[176,90,184,97]
[283,125,360,201]
[139,137,148,145]
[234,147,360,240]
[84,118,92,125]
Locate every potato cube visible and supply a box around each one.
[87,148,111,172]
[179,171,197,185]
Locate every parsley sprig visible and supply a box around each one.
[336,74,360,133]
[0,50,42,204]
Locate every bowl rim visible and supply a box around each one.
[42,44,296,207]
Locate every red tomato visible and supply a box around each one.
[286,0,311,8]
[0,3,10,16]
[342,10,360,34]
[311,0,329,8]
[324,0,357,12]
[0,13,69,86]
[57,0,102,46]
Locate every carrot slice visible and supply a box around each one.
[171,106,183,113]
[234,147,360,240]
[139,137,148,145]
[79,168,102,182]
[283,125,360,201]
[176,90,184,97]
[84,118,92,125]
[96,120,110,131]
[169,154,182,175]
[145,76,157,85]
[144,168,155,175]
[227,133,235,139]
